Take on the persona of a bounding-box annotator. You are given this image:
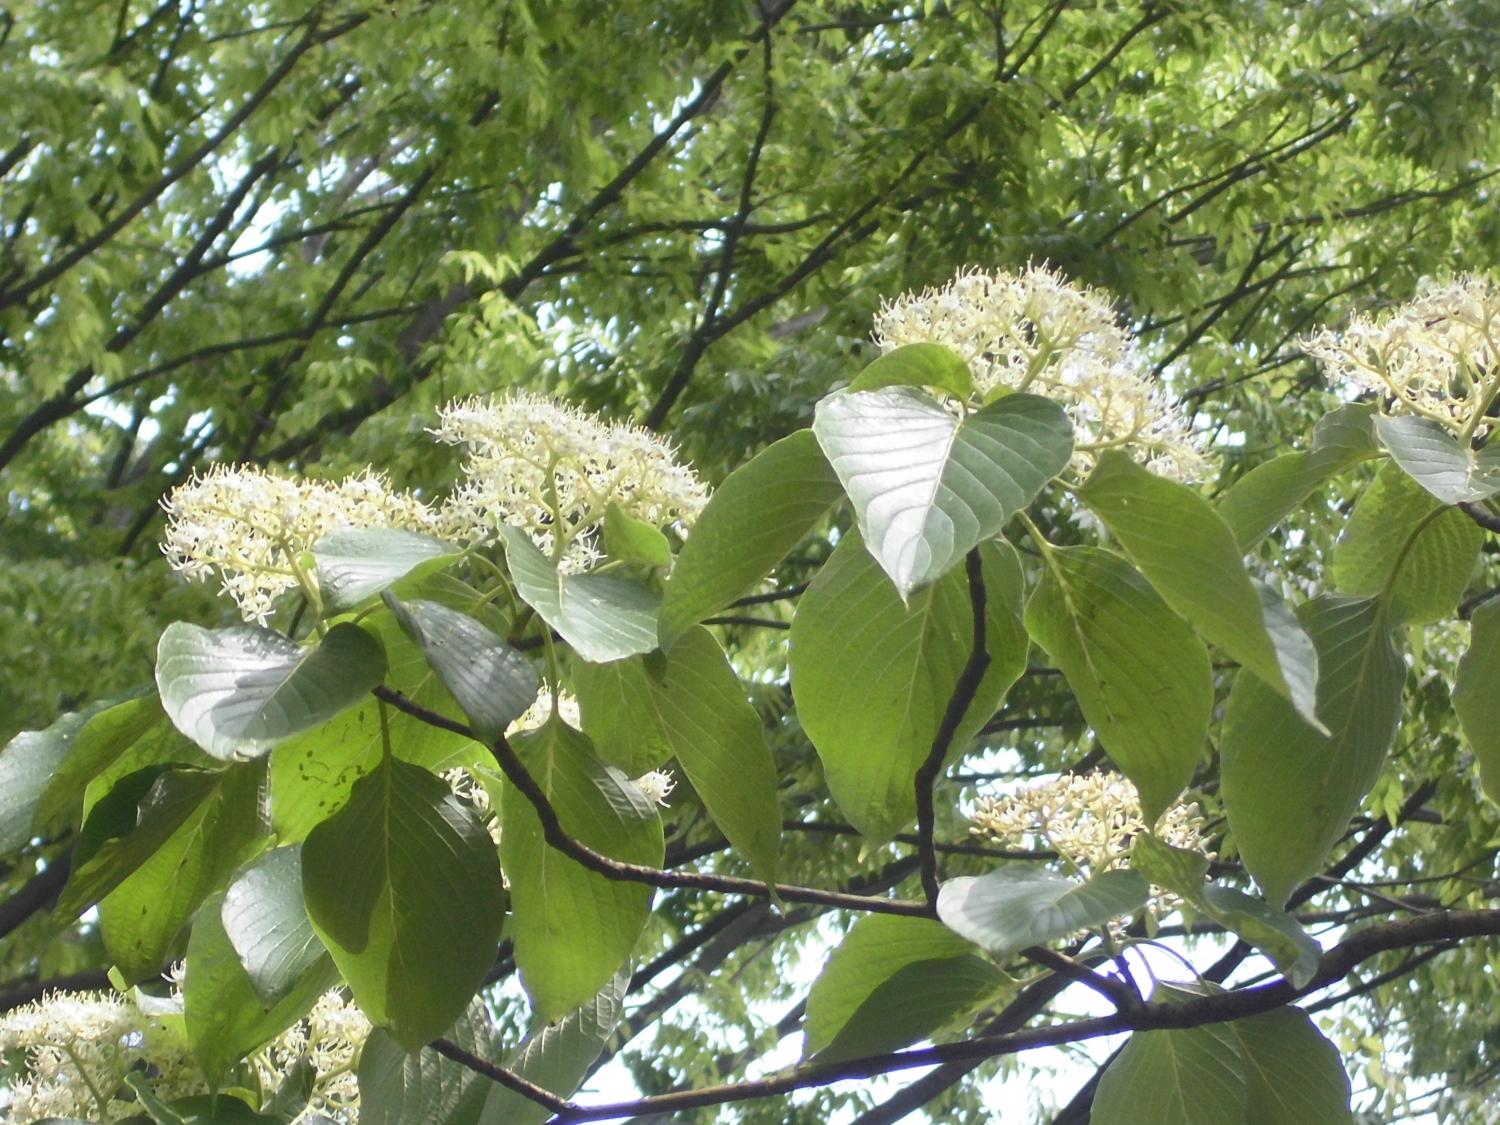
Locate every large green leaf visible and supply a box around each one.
[658,428,844,646]
[501,527,660,663]
[574,627,781,885]
[1455,598,1500,805]
[803,915,1002,1063]
[1217,403,1377,551]
[812,386,1072,596]
[1,697,117,851]
[358,999,497,1125]
[1376,414,1500,504]
[1199,886,1321,989]
[1080,452,1319,725]
[848,342,975,399]
[1330,461,1481,624]
[302,756,506,1050]
[311,528,460,613]
[477,972,628,1125]
[33,692,164,832]
[384,594,539,741]
[221,846,328,1006]
[501,720,663,1022]
[92,763,269,983]
[184,889,336,1085]
[1221,597,1403,906]
[1219,1007,1353,1123]
[156,622,387,761]
[1024,547,1213,819]
[1092,1024,1249,1124]
[790,534,1029,843]
[936,868,1148,958]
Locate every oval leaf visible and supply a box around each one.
[936,868,1149,958]
[1024,547,1213,820]
[156,622,387,761]
[312,528,459,613]
[1454,598,1500,805]
[1093,1024,1249,1124]
[659,428,844,646]
[302,756,506,1050]
[848,342,975,399]
[221,846,329,1006]
[1376,414,1500,505]
[813,386,1072,596]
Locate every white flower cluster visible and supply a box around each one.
[443,765,503,847]
[873,265,1214,481]
[432,392,708,572]
[0,985,370,1123]
[633,769,676,807]
[969,770,1210,878]
[1301,273,1500,440]
[161,464,438,625]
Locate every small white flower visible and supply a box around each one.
[432,391,709,571]
[161,464,439,624]
[1302,273,1500,440]
[873,265,1214,481]
[634,769,676,807]
[506,687,581,735]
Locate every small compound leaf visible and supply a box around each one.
[384,594,539,741]
[658,429,844,647]
[936,868,1149,958]
[302,757,506,1050]
[156,622,386,760]
[312,529,459,613]
[502,527,659,663]
[813,386,1072,596]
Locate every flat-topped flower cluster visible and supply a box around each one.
[874,264,1214,481]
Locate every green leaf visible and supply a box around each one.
[502,527,660,663]
[1080,451,1319,725]
[1199,885,1321,989]
[91,763,268,983]
[603,502,672,567]
[1,697,117,851]
[122,1074,286,1124]
[575,627,780,885]
[1330,461,1481,624]
[184,889,336,1085]
[847,342,975,399]
[812,386,1072,596]
[1219,1007,1353,1123]
[1454,598,1500,805]
[1376,414,1500,504]
[33,692,164,832]
[311,529,460,613]
[658,429,844,647]
[358,999,497,1125]
[936,868,1149,958]
[156,622,387,761]
[1130,832,1211,894]
[478,972,628,1125]
[803,915,1002,1063]
[221,846,328,1006]
[1093,1024,1249,1124]
[269,608,483,841]
[384,594,539,741]
[1217,403,1377,551]
[302,757,506,1050]
[501,720,663,1022]
[1221,597,1403,906]
[790,534,1029,843]
[1024,547,1213,819]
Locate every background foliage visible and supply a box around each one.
[4,1,1500,1121]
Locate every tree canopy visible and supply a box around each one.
[3,1,1500,1122]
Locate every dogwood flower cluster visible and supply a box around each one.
[161,464,438,625]
[873,265,1213,480]
[1301,273,1500,440]
[969,770,1211,878]
[432,392,709,571]
[0,984,367,1122]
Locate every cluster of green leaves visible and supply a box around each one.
[4,338,1498,1120]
